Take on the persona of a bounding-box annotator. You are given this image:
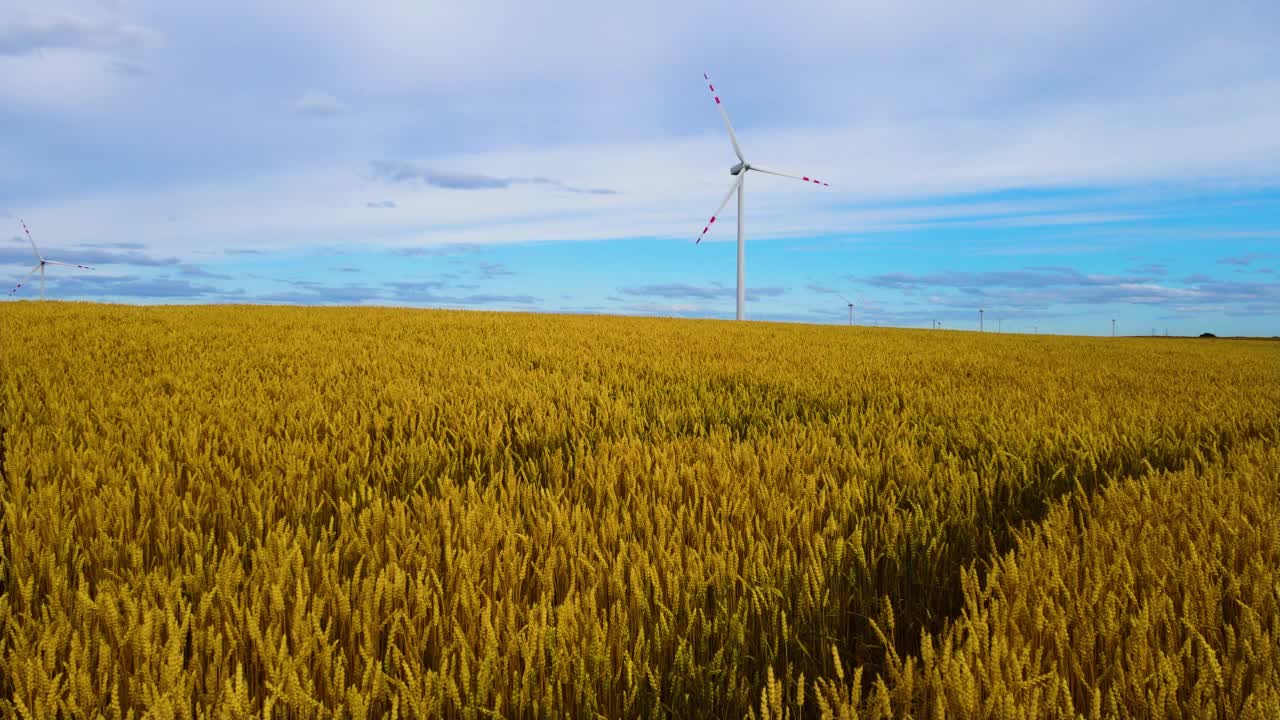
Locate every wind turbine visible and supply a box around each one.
[696,73,830,321]
[8,219,94,300]
[838,295,854,326]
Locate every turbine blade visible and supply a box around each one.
[703,73,745,162]
[838,294,853,305]
[8,265,41,296]
[44,260,95,270]
[695,175,743,244]
[19,218,41,261]
[750,164,830,187]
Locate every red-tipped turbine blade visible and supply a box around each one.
[19,219,41,262]
[703,73,745,163]
[696,175,744,244]
[8,265,41,296]
[750,164,830,187]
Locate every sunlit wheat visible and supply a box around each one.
[1,303,1276,718]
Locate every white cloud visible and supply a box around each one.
[0,6,158,110]
[0,12,155,56]
[3,0,1278,263]
[12,95,1280,259]
[0,51,132,109]
[293,91,345,116]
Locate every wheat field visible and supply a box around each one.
[1,303,1276,718]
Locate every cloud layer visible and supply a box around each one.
[370,160,618,195]
[852,266,1279,319]
[0,13,154,56]
[620,283,786,302]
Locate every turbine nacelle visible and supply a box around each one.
[730,162,747,175]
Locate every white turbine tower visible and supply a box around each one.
[8,219,94,300]
[696,73,830,321]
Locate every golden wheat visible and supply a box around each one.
[1,303,1276,718]
[783,439,1280,720]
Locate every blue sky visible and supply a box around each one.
[2,0,1278,335]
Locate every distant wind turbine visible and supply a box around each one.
[696,72,830,321]
[8,220,94,300]
[838,294,854,326]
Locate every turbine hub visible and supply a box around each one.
[730,162,747,175]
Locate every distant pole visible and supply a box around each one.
[1112,319,1116,337]
[997,318,1002,333]
[848,304,853,326]
[979,308,984,332]
[1034,326,1038,334]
